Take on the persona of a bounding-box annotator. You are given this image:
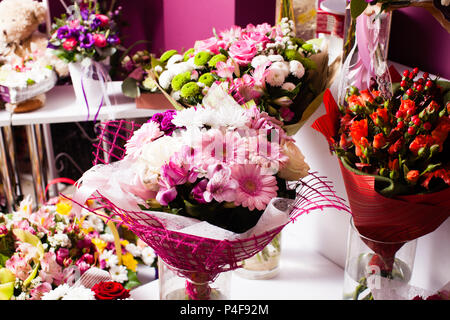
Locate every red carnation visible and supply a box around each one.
[91,281,130,300]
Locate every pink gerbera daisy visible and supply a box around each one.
[231,164,278,211]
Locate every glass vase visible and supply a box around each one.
[158,259,231,300]
[235,232,282,280]
[343,217,417,300]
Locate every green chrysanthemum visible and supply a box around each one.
[180,82,201,98]
[183,48,195,61]
[194,51,212,66]
[198,73,215,87]
[208,54,227,68]
[283,49,303,61]
[171,71,191,91]
[160,49,178,63]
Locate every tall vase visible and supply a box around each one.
[235,232,282,280]
[158,259,231,300]
[343,217,417,300]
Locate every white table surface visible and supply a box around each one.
[10,81,169,126]
[130,215,346,300]
[0,110,11,127]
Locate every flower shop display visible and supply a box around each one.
[0,0,68,113]
[71,83,349,300]
[0,195,156,300]
[48,0,122,121]
[141,18,336,135]
[312,67,450,299]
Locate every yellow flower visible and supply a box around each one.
[91,238,107,253]
[120,239,129,247]
[56,201,72,215]
[121,252,138,272]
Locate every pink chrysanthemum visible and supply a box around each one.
[231,164,278,211]
[125,121,163,160]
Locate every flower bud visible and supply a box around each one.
[406,170,420,184]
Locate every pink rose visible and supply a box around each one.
[194,36,227,54]
[228,40,257,66]
[95,14,110,27]
[242,32,270,49]
[93,33,107,48]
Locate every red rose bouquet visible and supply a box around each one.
[312,67,450,298]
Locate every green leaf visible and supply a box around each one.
[121,77,140,98]
[350,0,368,20]
[124,270,141,290]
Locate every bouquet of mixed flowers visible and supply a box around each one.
[72,84,348,299]
[48,0,121,64]
[124,18,334,134]
[0,195,156,300]
[312,67,450,299]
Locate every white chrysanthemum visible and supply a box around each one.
[125,243,141,257]
[170,90,181,101]
[270,61,290,77]
[100,249,119,268]
[109,265,129,283]
[268,54,284,62]
[82,215,104,233]
[47,233,71,248]
[154,65,163,73]
[265,68,285,87]
[158,70,174,90]
[41,284,71,300]
[167,61,194,75]
[99,233,115,243]
[251,55,271,68]
[141,246,156,266]
[166,54,183,66]
[282,82,296,91]
[289,60,305,78]
[62,286,95,300]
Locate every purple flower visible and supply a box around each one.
[192,179,208,204]
[149,112,164,124]
[107,34,121,45]
[79,33,94,48]
[57,25,70,39]
[156,186,177,206]
[56,248,70,266]
[91,17,102,30]
[80,9,90,21]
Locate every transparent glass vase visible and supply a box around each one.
[343,217,417,300]
[158,259,231,300]
[235,232,282,280]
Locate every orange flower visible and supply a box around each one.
[373,133,387,149]
[406,170,420,184]
[431,116,450,152]
[360,89,375,104]
[350,119,368,144]
[388,158,399,171]
[370,108,389,125]
[409,135,435,155]
[399,99,417,117]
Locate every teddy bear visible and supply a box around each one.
[0,0,69,113]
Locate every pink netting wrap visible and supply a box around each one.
[71,120,350,297]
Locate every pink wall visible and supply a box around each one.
[163,0,236,53]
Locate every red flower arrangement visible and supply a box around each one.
[312,67,450,298]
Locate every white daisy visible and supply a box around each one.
[141,246,156,266]
[125,243,141,257]
[109,265,129,283]
[100,249,119,268]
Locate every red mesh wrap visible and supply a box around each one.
[73,120,350,281]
